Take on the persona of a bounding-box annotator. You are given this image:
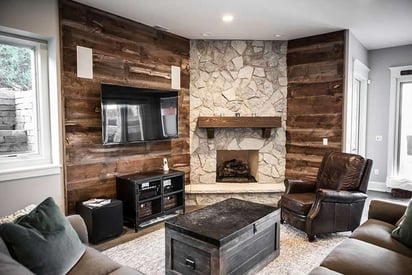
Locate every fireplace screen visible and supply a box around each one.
[216,150,258,183]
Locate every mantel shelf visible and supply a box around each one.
[197,116,282,138]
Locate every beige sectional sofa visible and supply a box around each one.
[310,200,412,275]
[0,214,142,275]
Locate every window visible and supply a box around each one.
[0,32,56,178]
[346,59,369,156]
[397,82,412,178]
[387,65,412,190]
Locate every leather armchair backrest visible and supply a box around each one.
[358,159,373,193]
[316,152,366,191]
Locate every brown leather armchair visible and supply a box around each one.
[279,152,373,241]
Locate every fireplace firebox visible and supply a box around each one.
[216,150,258,183]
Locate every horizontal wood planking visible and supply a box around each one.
[60,0,190,213]
[286,31,345,180]
[287,114,342,129]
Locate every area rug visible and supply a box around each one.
[103,224,349,275]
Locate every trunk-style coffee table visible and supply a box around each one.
[165,198,280,275]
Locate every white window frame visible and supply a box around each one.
[0,33,60,181]
[345,59,369,156]
[387,65,412,190]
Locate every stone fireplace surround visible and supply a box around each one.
[188,40,287,205]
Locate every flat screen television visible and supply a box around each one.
[101,84,178,144]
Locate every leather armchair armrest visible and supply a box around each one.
[316,189,368,203]
[285,179,317,194]
[67,214,89,244]
[368,200,407,225]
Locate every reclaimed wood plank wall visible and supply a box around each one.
[60,0,190,213]
[286,31,345,180]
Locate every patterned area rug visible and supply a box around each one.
[103,224,349,275]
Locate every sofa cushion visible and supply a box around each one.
[0,252,34,275]
[309,266,343,275]
[0,197,85,274]
[281,193,316,215]
[110,266,145,275]
[320,239,412,275]
[392,199,412,247]
[351,218,412,257]
[67,247,122,274]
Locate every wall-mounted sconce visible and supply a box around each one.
[171,65,181,90]
[76,46,93,79]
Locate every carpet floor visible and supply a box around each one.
[103,224,350,275]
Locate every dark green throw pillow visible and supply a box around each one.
[0,197,85,274]
[392,199,412,247]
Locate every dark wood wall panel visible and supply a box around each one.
[286,31,345,180]
[60,0,190,213]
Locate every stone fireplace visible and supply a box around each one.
[216,150,258,183]
[188,40,287,205]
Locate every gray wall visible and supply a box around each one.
[367,44,412,185]
[0,0,63,216]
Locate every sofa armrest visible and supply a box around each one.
[317,189,368,203]
[67,214,89,244]
[285,179,317,194]
[368,200,407,225]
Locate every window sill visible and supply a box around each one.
[0,164,61,182]
[386,177,412,192]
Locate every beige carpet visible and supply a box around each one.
[103,224,349,275]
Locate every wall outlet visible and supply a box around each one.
[323,138,328,146]
[376,135,383,142]
[374,169,379,175]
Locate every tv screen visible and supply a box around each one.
[101,84,178,144]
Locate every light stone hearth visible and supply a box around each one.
[189,40,287,204]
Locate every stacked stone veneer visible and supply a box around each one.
[190,40,288,189]
[0,88,34,154]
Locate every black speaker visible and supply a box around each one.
[76,199,123,244]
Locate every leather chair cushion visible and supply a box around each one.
[320,239,412,275]
[351,219,412,257]
[317,153,365,191]
[281,193,316,215]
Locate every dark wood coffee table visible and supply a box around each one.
[165,198,280,274]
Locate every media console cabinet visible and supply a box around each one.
[116,169,185,231]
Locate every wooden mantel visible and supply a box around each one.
[197,116,282,138]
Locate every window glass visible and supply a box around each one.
[0,42,38,156]
[397,82,412,179]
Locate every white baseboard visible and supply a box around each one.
[368,181,391,193]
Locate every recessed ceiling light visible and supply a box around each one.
[202,32,212,37]
[274,34,282,38]
[222,14,234,22]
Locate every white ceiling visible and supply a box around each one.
[74,0,412,50]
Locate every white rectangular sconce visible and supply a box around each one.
[171,65,181,90]
[76,46,93,79]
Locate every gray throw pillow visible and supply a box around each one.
[0,252,34,275]
[392,199,412,247]
[0,197,85,274]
